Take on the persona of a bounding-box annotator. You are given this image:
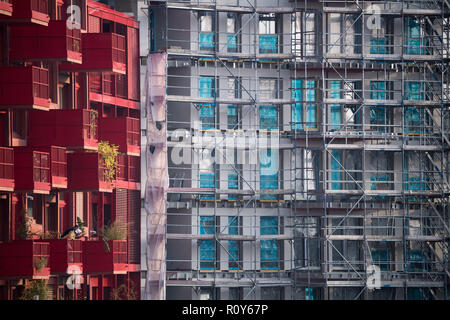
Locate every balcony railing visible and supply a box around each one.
[0,147,14,192]
[29,109,98,150]
[116,154,140,190]
[60,32,126,74]
[67,152,113,192]
[99,117,140,156]
[0,66,50,110]
[0,241,50,278]
[89,73,128,99]
[45,239,83,274]
[0,0,12,16]
[10,20,81,63]
[83,240,127,274]
[10,0,49,25]
[14,148,50,194]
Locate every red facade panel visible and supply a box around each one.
[29,109,98,150]
[10,0,49,25]
[14,148,50,194]
[44,238,83,274]
[127,190,140,265]
[127,26,139,101]
[0,240,50,278]
[99,117,139,156]
[60,32,126,74]
[0,66,50,110]
[67,152,113,193]
[83,240,127,274]
[10,20,81,63]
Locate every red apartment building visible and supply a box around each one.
[0,0,140,300]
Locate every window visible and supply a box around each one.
[405,18,429,55]
[199,12,215,51]
[259,78,279,130]
[327,14,361,54]
[260,149,278,201]
[292,79,318,130]
[199,148,216,200]
[370,17,394,54]
[227,13,240,52]
[12,109,27,141]
[227,77,241,129]
[199,76,216,129]
[330,150,341,190]
[292,12,316,57]
[370,81,394,133]
[200,216,216,270]
[294,217,320,268]
[259,13,278,53]
[329,80,342,130]
[261,287,283,300]
[260,217,279,270]
[330,218,362,270]
[228,216,240,270]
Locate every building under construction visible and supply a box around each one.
[141,0,450,300]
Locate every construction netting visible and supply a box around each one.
[144,52,168,300]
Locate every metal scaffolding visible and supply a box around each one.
[146,0,450,300]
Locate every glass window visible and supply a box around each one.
[260,217,279,270]
[228,216,240,270]
[200,216,216,270]
[199,12,215,51]
[259,13,277,53]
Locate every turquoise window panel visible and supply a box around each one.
[291,79,317,130]
[228,173,238,200]
[407,250,427,272]
[199,76,214,98]
[405,107,424,134]
[371,249,389,271]
[227,34,237,50]
[200,216,215,270]
[407,288,427,300]
[260,149,278,200]
[200,173,215,188]
[405,81,425,101]
[331,150,342,190]
[228,217,239,270]
[370,107,387,133]
[370,176,388,200]
[227,105,238,129]
[305,288,316,300]
[259,35,277,53]
[405,18,427,55]
[371,81,386,100]
[370,38,387,54]
[330,81,341,130]
[259,105,278,130]
[199,33,215,50]
[260,217,278,270]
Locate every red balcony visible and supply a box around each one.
[83,240,127,274]
[0,241,50,278]
[44,239,83,274]
[8,0,49,25]
[67,152,113,193]
[60,33,126,74]
[0,0,12,17]
[10,20,81,63]
[29,109,98,150]
[0,66,50,111]
[33,146,67,189]
[116,154,140,190]
[14,148,50,194]
[0,147,14,192]
[99,117,140,156]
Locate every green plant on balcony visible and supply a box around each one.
[20,280,50,300]
[90,110,98,138]
[101,221,127,252]
[77,216,86,235]
[98,141,119,183]
[112,281,137,300]
[34,256,48,271]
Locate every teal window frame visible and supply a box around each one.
[199,76,216,129]
[260,216,279,270]
[200,216,216,270]
[228,216,240,270]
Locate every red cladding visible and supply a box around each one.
[10,20,81,63]
[99,117,140,156]
[0,241,50,278]
[44,239,83,274]
[0,66,50,110]
[14,148,50,194]
[29,109,98,150]
[83,240,127,274]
